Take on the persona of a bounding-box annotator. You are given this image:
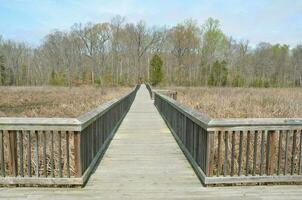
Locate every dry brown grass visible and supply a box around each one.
[162,87,302,177]
[0,86,131,118]
[169,87,302,118]
[0,86,131,178]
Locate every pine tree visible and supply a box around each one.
[208,60,228,86]
[49,69,67,86]
[149,54,163,86]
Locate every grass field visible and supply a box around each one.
[0,86,131,117]
[168,87,302,118]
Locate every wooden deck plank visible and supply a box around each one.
[0,85,302,199]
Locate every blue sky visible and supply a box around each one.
[0,0,302,47]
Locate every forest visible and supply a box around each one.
[0,16,302,87]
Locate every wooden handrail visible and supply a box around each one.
[0,86,140,131]
[154,91,302,129]
[0,85,140,186]
[146,83,177,100]
[154,91,211,129]
[153,88,302,185]
[146,83,153,99]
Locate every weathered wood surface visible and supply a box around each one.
[0,86,137,185]
[0,86,138,132]
[154,88,302,184]
[1,85,302,199]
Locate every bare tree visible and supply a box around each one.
[0,17,300,87]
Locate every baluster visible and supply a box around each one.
[8,130,17,177]
[277,130,282,175]
[253,131,258,176]
[224,131,229,177]
[66,131,70,178]
[35,131,39,177]
[0,130,5,176]
[206,131,214,176]
[246,131,251,176]
[284,130,289,175]
[27,131,32,177]
[266,130,276,175]
[193,125,197,160]
[194,126,199,163]
[238,131,243,176]
[50,131,54,177]
[230,131,235,176]
[260,130,265,176]
[58,131,62,178]
[299,131,302,175]
[74,131,82,177]
[217,131,222,177]
[43,131,47,177]
[19,130,24,177]
[291,130,297,175]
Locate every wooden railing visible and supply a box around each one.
[146,84,177,100]
[153,89,302,185]
[146,83,153,98]
[0,85,140,186]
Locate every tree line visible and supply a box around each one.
[0,16,302,87]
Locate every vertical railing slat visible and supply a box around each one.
[223,131,229,177]
[246,131,251,176]
[266,130,276,175]
[230,131,235,177]
[253,130,258,176]
[0,130,5,177]
[66,131,70,178]
[27,131,32,177]
[35,131,39,177]
[238,131,243,176]
[43,131,47,177]
[206,131,214,176]
[19,130,24,177]
[284,130,289,175]
[50,131,54,178]
[8,130,17,177]
[58,131,62,178]
[300,131,302,175]
[217,131,222,177]
[277,130,282,175]
[260,130,265,176]
[74,131,82,177]
[266,131,271,175]
[291,130,297,175]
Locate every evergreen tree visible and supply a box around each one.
[208,60,228,86]
[149,54,163,86]
[49,69,67,86]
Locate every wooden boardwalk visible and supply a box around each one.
[1,85,302,199]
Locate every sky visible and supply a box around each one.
[0,0,302,47]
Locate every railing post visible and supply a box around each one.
[8,130,18,177]
[172,92,177,100]
[206,131,215,177]
[0,130,5,177]
[266,130,276,175]
[74,131,82,177]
